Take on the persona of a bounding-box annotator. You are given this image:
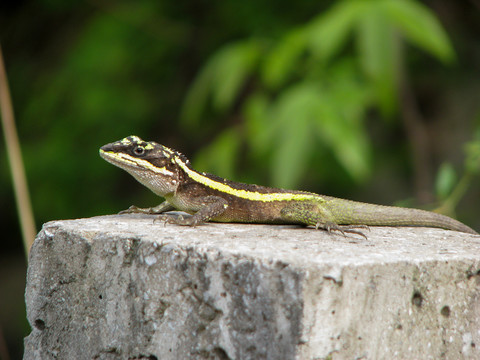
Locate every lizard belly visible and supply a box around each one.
[213,199,291,224]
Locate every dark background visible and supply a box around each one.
[1,1,480,358]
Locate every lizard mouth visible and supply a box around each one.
[99,149,139,170]
[99,148,175,177]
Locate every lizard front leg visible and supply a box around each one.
[119,201,175,215]
[158,196,229,227]
[280,202,368,239]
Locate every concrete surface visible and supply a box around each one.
[24,214,480,359]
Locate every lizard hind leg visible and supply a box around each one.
[280,202,334,230]
[281,203,369,239]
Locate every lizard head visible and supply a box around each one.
[99,136,185,196]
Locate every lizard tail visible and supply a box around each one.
[326,198,478,235]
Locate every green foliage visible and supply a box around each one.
[182,40,262,126]
[7,2,184,223]
[435,163,457,201]
[262,28,306,89]
[263,62,372,187]
[356,4,398,116]
[181,0,455,189]
[192,128,242,180]
[306,0,363,63]
[464,131,480,175]
[434,125,480,216]
[382,0,455,62]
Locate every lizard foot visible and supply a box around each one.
[153,214,172,227]
[320,222,370,240]
[154,214,200,227]
[119,205,144,214]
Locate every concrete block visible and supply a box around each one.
[24,215,480,359]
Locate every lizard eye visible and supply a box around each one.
[133,146,145,156]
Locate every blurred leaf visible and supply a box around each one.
[356,3,398,117]
[268,72,372,187]
[328,59,373,122]
[382,0,455,63]
[319,62,372,180]
[306,0,366,62]
[192,128,242,179]
[313,96,371,182]
[244,92,272,153]
[261,28,307,88]
[181,40,262,126]
[180,59,215,126]
[211,40,262,111]
[464,138,480,175]
[269,83,319,188]
[435,162,457,200]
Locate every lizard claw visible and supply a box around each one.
[119,205,140,214]
[340,227,369,240]
[154,214,176,227]
[322,222,369,240]
[154,213,201,227]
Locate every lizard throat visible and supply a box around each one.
[99,149,177,196]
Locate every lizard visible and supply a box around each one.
[99,136,478,237]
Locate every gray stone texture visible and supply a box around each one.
[24,214,480,359]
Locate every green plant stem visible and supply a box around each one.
[0,44,36,258]
[436,172,473,216]
[0,325,10,360]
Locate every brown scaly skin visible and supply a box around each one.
[99,136,478,237]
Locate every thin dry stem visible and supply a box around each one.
[0,44,36,258]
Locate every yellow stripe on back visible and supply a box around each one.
[175,157,320,203]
